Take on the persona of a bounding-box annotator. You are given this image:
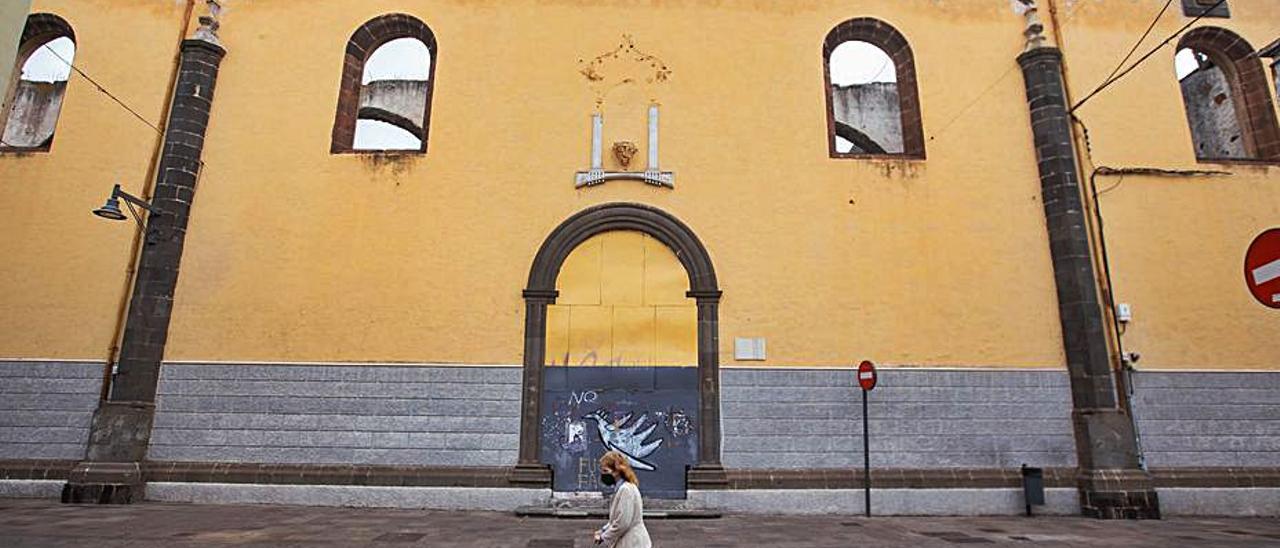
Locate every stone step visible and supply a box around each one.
[515,498,721,519]
[513,506,721,519]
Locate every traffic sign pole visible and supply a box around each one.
[862,388,870,517]
[857,360,877,518]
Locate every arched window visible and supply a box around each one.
[330,14,437,154]
[823,18,924,159]
[1175,27,1280,162]
[1,14,75,152]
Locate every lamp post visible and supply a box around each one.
[92,184,159,228]
[64,0,227,506]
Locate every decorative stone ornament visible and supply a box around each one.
[575,36,675,188]
[1013,0,1047,52]
[612,141,638,169]
[192,0,223,46]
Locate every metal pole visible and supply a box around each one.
[863,388,870,517]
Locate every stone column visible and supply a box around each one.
[62,25,226,505]
[1017,42,1160,518]
[686,290,727,489]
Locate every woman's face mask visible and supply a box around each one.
[600,468,616,486]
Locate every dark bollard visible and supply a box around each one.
[1021,464,1044,516]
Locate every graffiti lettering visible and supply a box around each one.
[668,410,692,437]
[569,390,599,406]
[539,368,700,498]
[549,350,653,367]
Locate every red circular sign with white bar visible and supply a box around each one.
[1245,228,1280,310]
[857,360,877,391]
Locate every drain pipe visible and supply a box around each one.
[1087,165,1231,470]
[99,0,196,400]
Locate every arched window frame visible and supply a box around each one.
[1,13,76,153]
[822,17,925,160]
[1176,26,1280,162]
[330,13,438,154]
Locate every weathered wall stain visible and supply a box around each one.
[579,34,670,107]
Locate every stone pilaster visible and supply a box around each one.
[1017,46,1160,519]
[687,290,727,489]
[510,289,555,487]
[63,35,226,505]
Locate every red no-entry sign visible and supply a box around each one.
[1245,228,1280,310]
[857,360,877,391]
[856,359,877,517]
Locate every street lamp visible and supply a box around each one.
[92,184,158,228]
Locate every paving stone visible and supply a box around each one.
[4,498,1280,547]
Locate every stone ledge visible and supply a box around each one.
[720,467,1076,490]
[143,461,525,488]
[1152,467,1280,488]
[0,459,78,480]
[688,488,1081,516]
[0,479,64,498]
[146,482,550,511]
[1158,487,1280,517]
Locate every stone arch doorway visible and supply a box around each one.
[512,203,726,495]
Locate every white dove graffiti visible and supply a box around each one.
[582,410,664,471]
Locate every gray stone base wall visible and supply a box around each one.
[689,488,1081,516]
[1156,488,1280,517]
[149,363,522,467]
[1133,371,1280,467]
[146,482,551,511]
[721,368,1076,469]
[0,479,66,499]
[0,361,101,460]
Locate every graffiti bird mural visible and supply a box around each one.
[583,409,664,471]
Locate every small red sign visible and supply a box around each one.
[1245,228,1280,310]
[857,360,877,391]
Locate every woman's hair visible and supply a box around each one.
[599,450,640,485]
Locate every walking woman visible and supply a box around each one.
[593,450,652,548]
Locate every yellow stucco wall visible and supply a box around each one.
[155,0,1066,368]
[1054,0,1280,369]
[2,0,1273,370]
[546,231,697,367]
[0,0,187,360]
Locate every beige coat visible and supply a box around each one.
[598,481,651,548]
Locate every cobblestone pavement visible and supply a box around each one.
[2,498,1280,547]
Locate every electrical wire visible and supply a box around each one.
[1099,0,1174,87]
[868,56,892,84]
[39,42,164,136]
[2,42,165,150]
[1069,0,1227,113]
[926,63,1020,142]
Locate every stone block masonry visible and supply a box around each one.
[0,361,101,460]
[721,368,1076,470]
[1018,44,1160,519]
[62,35,227,505]
[1133,371,1280,468]
[149,364,522,467]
